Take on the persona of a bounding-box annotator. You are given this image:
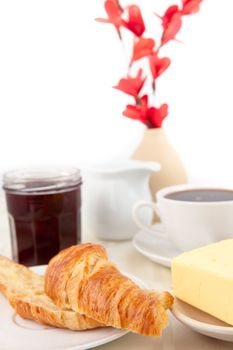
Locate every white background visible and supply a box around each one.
[0,0,233,186]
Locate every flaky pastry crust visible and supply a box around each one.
[0,256,102,330]
[45,243,173,336]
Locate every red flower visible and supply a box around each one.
[97,0,202,129]
[131,37,155,63]
[123,95,168,128]
[149,52,171,80]
[123,5,145,37]
[147,104,168,128]
[158,6,182,45]
[95,0,124,38]
[182,0,202,15]
[123,95,149,124]
[113,69,145,98]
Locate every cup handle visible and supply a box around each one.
[133,200,161,233]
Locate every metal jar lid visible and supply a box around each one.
[3,166,81,194]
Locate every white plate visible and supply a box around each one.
[133,224,181,268]
[0,265,147,350]
[171,297,233,342]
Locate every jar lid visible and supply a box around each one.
[3,166,81,194]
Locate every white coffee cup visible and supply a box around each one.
[133,184,233,251]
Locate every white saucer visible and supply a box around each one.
[172,297,233,342]
[133,223,182,267]
[0,265,148,350]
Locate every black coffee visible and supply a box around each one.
[165,189,233,202]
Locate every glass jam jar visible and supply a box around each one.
[3,167,82,266]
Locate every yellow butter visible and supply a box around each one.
[172,239,233,325]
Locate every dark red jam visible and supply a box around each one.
[3,167,82,266]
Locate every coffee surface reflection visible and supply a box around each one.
[165,189,233,202]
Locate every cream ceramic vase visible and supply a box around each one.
[131,128,187,219]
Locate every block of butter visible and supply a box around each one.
[172,239,233,325]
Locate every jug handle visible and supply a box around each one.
[132,200,166,237]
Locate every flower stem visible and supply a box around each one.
[116,0,123,12]
[152,79,156,95]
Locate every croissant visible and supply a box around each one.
[45,243,173,336]
[0,256,102,330]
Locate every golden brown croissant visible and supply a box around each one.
[0,256,102,330]
[45,243,173,336]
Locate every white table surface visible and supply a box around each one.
[0,197,232,350]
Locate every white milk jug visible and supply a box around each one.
[82,160,160,240]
